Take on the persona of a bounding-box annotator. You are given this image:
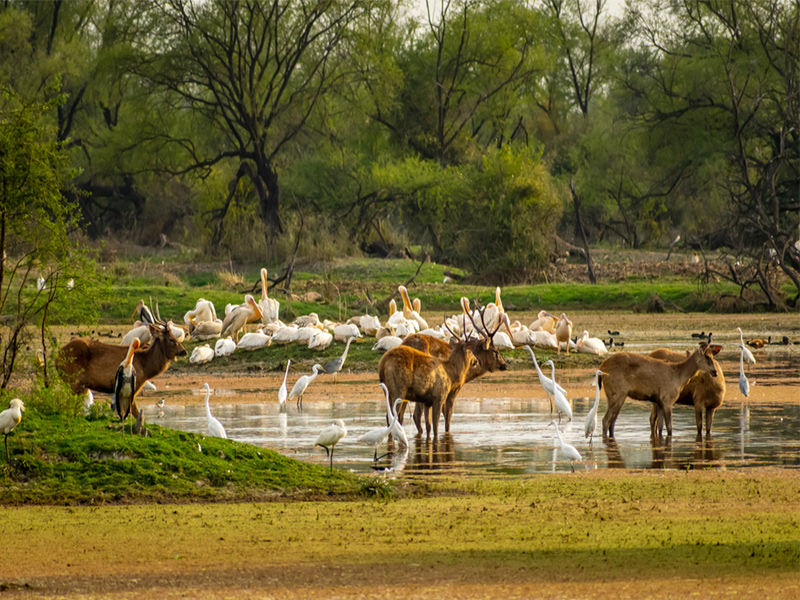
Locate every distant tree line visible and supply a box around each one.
[1,0,797,304]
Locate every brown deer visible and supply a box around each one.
[648,345,725,438]
[379,337,476,439]
[57,322,187,419]
[599,344,718,438]
[386,300,507,436]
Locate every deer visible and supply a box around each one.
[56,320,187,421]
[599,343,718,439]
[385,299,507,437]
[647,345,725,439]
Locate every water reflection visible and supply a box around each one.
[145,391,800,476]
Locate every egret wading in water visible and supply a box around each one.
[738,347,750,399]
[544,360,572,423]
[549,419,582,472]
[584,370,604,444]
[737,327,756,366]
[0,399,25,461]
[278,359,292,408]
[315,419,347,472]
[289,364,323,409]
[524,345,566,414]
[357,391,409,461]
[202,383,227,438]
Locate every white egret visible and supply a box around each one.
[36,276,46,291]
[82,390,95,416]
[523,346,566,414]
[0,398,25,460]
[544,360,572,423]
[584,370,603,444]
[202,383,227,439]
[549,419,582,472]
[736,328,756,365]
[358,396,409,461]
[278,359,292,406]
[383,384,409,449]
[315,419,347,471]
[289,364,323,408]
[738,348,750,399]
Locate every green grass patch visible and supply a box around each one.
[0,401,370,504]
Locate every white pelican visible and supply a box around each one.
[293,313,320,328]
[258,268,280,324]
[214,336,237,357]
[0,399,25,460]
[184,298,217,331]
[555,313,573,355]
[372,336,403,352]
[237,329,271,350]
[359,314,381,337]
[168,321,187,343]
[315,419,347,472]
[530,310,557,334]
[189,344,215,364]
[191,319,223,340]
[549,419,582,472]
[333,323,361,343]
[220,294,263,342]
[289,364,323,408]
[398,286,428,330]
[308,330,333,351]
[202,383,226,439]
[121,322,152,347]
[576,330,607,355]
[584,370,603,444]
[295,326,323,346]
[271,324,299,345]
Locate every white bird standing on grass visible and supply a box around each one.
[202,383,227,438]
[584,370,603,444]
[544,360,572,423]
[549,419,582,472]
[0,398,25,460]
[315,419,347,472]
[278,359,292,407]
[289,364,323,408]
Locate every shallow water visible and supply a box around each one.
[137,312,800,476]
[144,376,800,476]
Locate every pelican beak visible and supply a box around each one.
[399,286,412,311]
[250,297,264,320]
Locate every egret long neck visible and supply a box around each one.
[204,390,212,419]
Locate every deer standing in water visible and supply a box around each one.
[599,343,718,438]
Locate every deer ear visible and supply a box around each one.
[709,344,722,355]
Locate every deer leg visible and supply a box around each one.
[649,405,658,437]
[602,393,624,439]
[443,393,456,433]
[705,407,716,438]
[431,400,442,439]
[694,404,704,437]
[662,402,674,436]
[412,403,423,435]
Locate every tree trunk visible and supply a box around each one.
[570,179,596,284]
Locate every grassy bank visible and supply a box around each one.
[0,402,377,504]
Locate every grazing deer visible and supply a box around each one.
[648,345,725,438]
[599,344,718,438]
[57,321,187,420]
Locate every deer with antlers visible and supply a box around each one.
[57,302,187,424]
[381,298,507,438]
